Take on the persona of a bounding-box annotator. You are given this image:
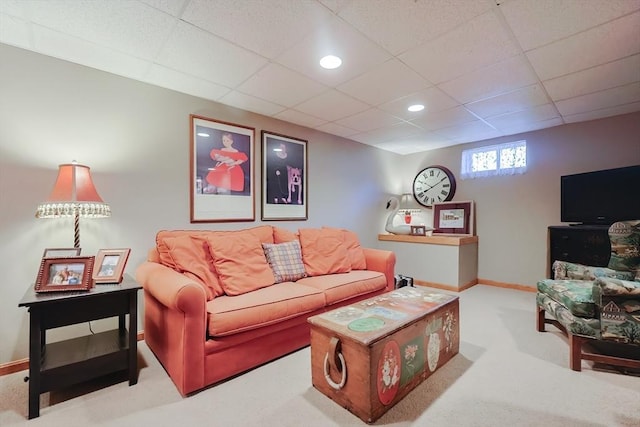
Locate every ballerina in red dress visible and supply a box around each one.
[205,133,248,193]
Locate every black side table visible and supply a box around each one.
[18,275,141,419]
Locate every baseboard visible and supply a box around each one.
[0,331,145,377]
[478,278,536,293]
[414,278,477,292]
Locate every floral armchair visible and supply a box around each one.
[536,220,640,372]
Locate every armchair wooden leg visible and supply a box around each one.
[569,334,583,371]
[536,306,546,332]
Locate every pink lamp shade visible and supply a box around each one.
[35,162,110,247]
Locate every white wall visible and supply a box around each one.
[1,43,639,365]
[400,114,640,286]
[0,44,400,364]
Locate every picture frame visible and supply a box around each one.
[190,114,255,222]
[42,247,81,258]
[35,256,94,293]
[433,200,475,236]
[410,225,427,236]
[93,248,131,284]
[261,131,308,220]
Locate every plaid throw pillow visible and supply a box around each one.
[262,241,307,283]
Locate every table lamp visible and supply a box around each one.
[35,161,111,248]
[399,193,420,224]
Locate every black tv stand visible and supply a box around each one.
[548,225,611,277]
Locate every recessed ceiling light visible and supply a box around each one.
[320,55,342,69]
[408,104,425,112]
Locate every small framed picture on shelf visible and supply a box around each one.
[410,225,427,236]
[42,247,81,258]
[433,200,475,236]
[35,256,94,293]
[93,248,131,284]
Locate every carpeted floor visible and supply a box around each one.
[1,285,639,426]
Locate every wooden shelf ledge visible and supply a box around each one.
[378,233,478,246]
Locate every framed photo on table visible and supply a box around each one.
[35,256,94,293]
[93,248,131,284]
[42,247,81,258]
[261,131,308,220]
[433,200,475,236]
[410,225,427,236]
[190,114,255,222]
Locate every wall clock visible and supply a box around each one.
[412,165,457,207]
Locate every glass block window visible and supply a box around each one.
[461,140,527,179]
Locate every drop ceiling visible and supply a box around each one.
[1,0,639,155]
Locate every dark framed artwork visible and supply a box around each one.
[261,131,308,220]
[433,200,475,235]
[410,225,427,236]
[35,256,94,293]
[93,248,130,284]
[190,114,255,222]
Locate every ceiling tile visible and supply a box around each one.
[501,0,640,51]
[543,54,640,102]
[400,10,521,84]
[438,55,538,104]
[334,108,403,132]
[465,84,550,118]
[372,132,457,155]
[350,122,423,145]
[378,87,458,120]
[486,103,560,130]
[275,16,391,87]
[563,102,640,123]
[26,0,176,60]
[218,91,287,117]
[555,82,640,116]
[144,64,231,101]
[32,25,151,80]
[498,116,565,136]
[337,59,431,105]
[181,0,332,59]
[314,122,359,138]
[434,119,501,142]
[0,13,30,49]
[526,11,640,80]
[410,106,479,131]
[336,0,493,55]
[139,0,189,16]
[156,21,267,88]
[292,89,369,122]
[237,63,327,108]
[273,109,327,128]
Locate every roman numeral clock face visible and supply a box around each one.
[412,166,457,207]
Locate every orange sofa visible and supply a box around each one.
[136,225,396,395]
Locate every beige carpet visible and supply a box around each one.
[1,285,639,427]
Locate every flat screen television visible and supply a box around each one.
[561,165,640,225]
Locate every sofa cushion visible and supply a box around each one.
[262,241,307,283]
[207,233,275,296]
[206,282,325,336]
[298,227,352,276]
[608,220,640,273]
[273,227,298,243]
[323,227,366,270]
[552,260,635,281]
[537,279,596,318]
[161,235,220,299]
[297,270,387,305]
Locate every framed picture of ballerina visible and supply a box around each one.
[261,131,308,220]
[190,114,255,222]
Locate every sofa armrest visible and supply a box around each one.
[363,248,396,291]
[593,277,640,345]
[136,261,207,312]
[135,261,207,395]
